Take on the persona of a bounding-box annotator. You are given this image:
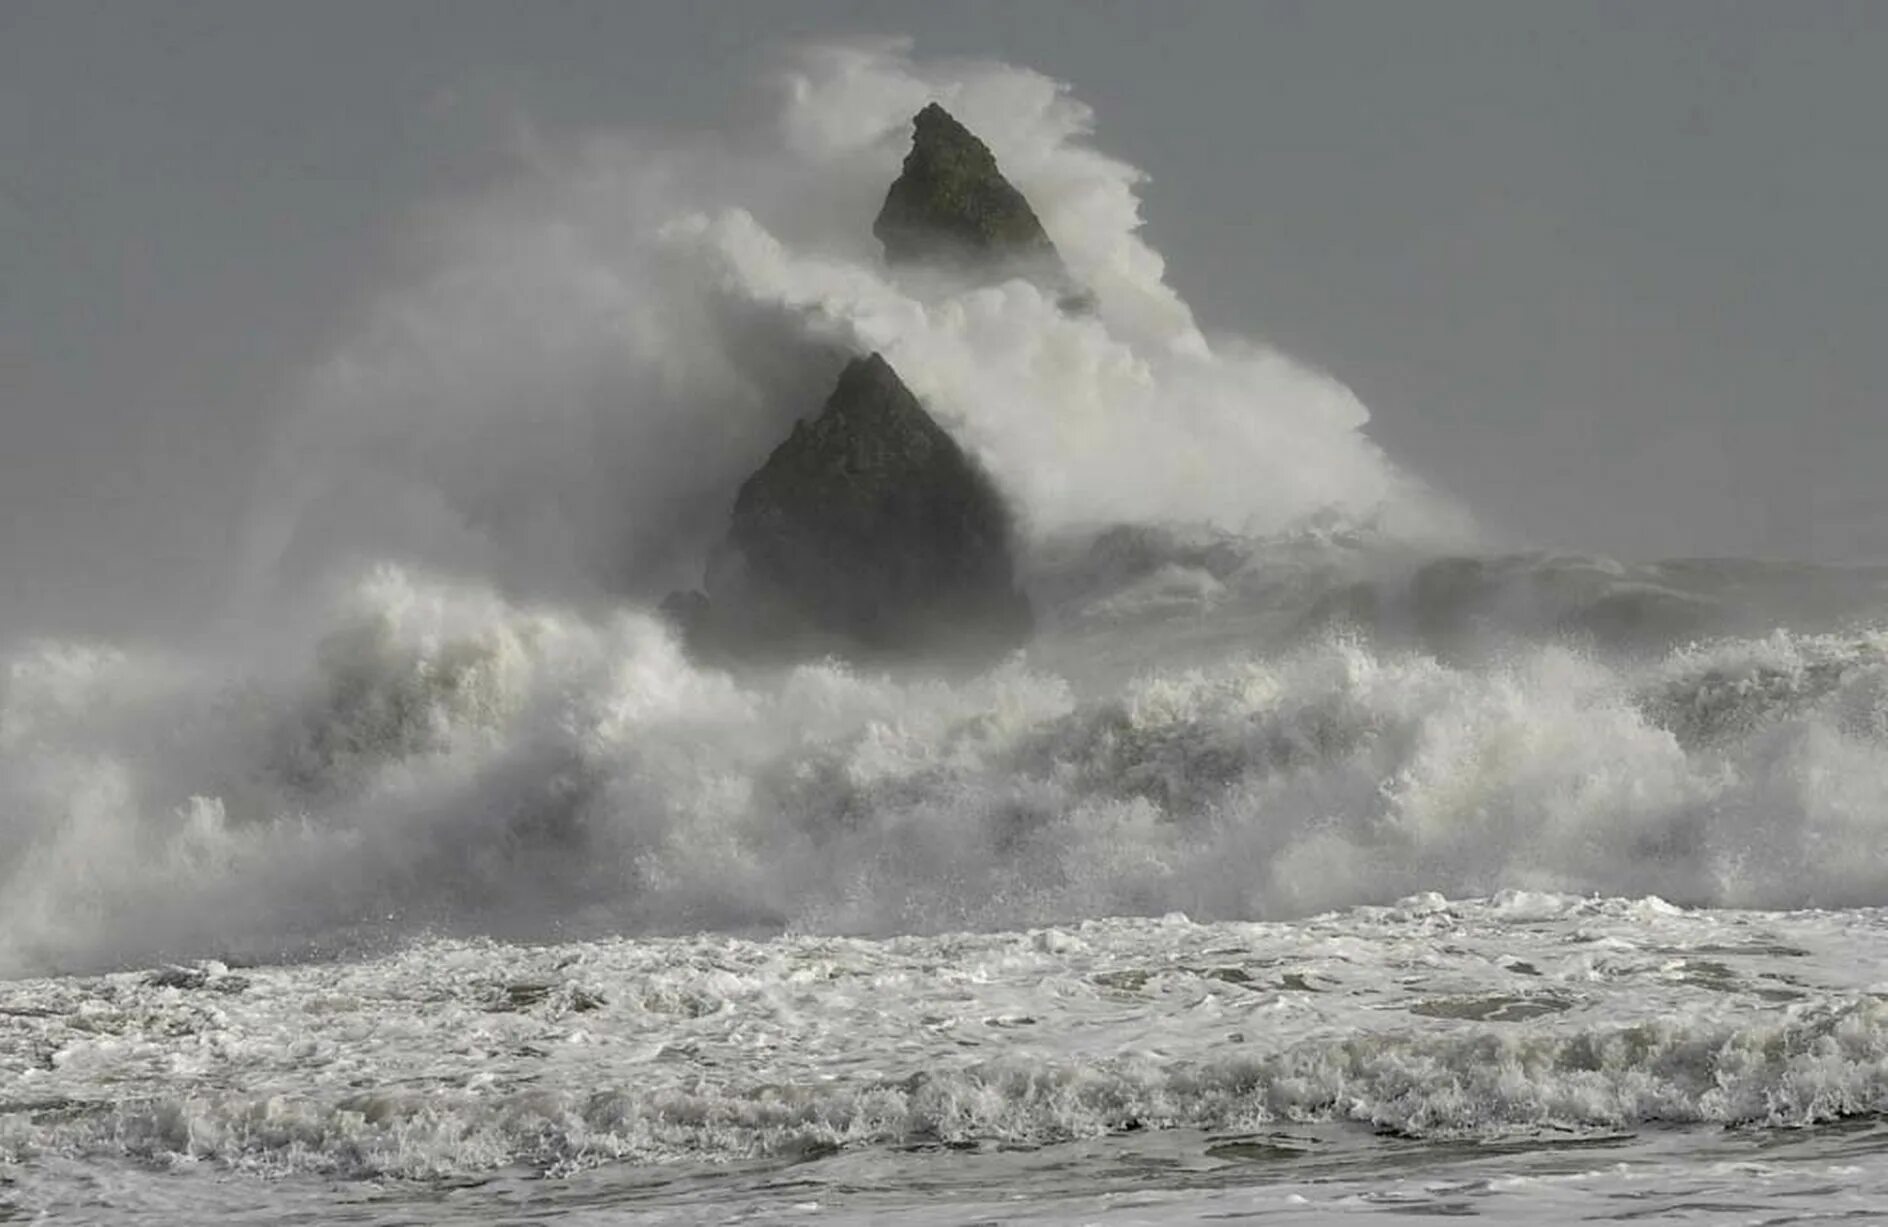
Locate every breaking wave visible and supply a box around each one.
[5,564,1888,977]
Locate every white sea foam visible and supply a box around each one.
[7,898,1888,1184]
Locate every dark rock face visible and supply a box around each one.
[690,353,1031,661]
[875,103,1085,306]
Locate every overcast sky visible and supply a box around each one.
[4,1,1884,638]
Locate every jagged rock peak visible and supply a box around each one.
[873,103,1062,270]
[684,352,1031,662]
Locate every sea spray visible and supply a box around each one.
[232,41,1462,628]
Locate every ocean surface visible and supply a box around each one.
[8,42,1888,1225]
[8,543,1888,1224]
[13,899,1888,1223]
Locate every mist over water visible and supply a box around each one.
[4,43,1887,983]
[239,42,1459,617]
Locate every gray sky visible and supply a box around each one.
[4,1,1885,639]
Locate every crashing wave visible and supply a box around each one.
[6,565,1888,978]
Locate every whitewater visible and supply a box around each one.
[6,42,1888,1224]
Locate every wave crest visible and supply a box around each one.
[6,564,1888,976]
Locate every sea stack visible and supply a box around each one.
[874,103,1089,307]
[678,353,1031,662]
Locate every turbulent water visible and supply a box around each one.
[8,41,1888,1225]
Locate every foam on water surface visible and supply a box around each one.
[8,896,1888,1222]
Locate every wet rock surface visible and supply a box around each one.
[874,103,1089,308]
[681,353,1030,661]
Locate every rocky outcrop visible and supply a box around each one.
[874,103,1089,307]
[676,353,1031,661]
[662,109,1067,663]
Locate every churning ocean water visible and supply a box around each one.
[7,42,1888,1225]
